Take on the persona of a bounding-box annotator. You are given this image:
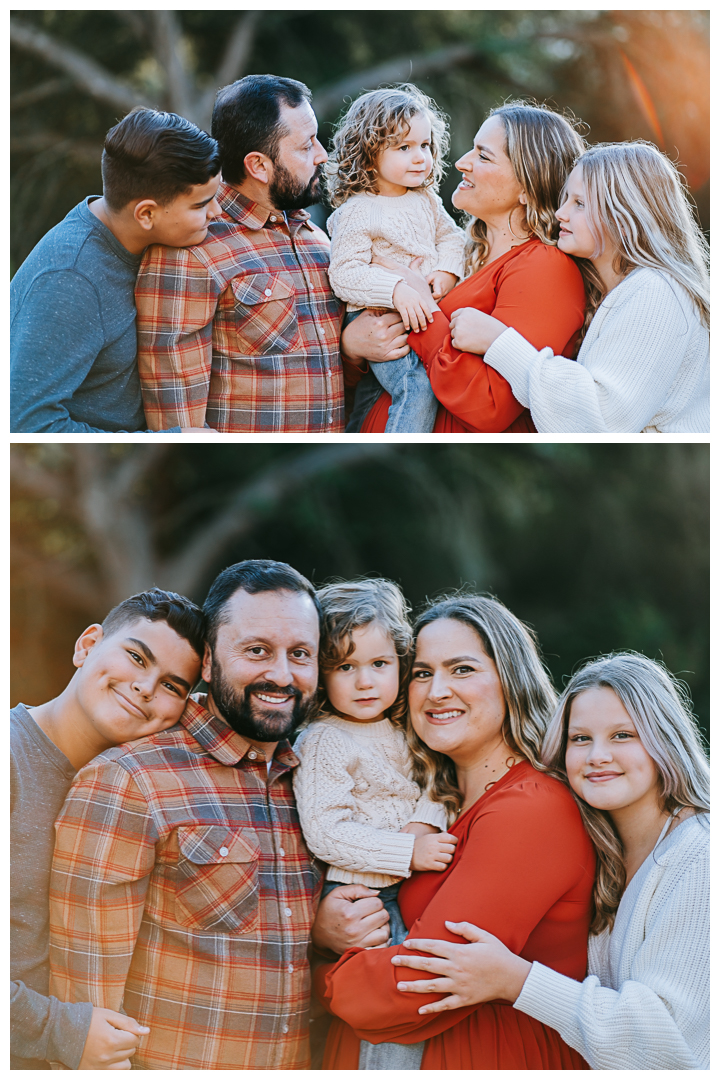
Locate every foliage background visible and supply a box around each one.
[10,8,710,273]
[11,443,710,744]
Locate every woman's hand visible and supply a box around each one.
[449,308,508,354]
[391,920,532,1013]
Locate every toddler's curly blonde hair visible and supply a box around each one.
[326,84,450,208]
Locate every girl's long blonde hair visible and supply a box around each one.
[405,594,557,821]
[325,84,450,208]
[571,141,710,330]
[464,101,586,277]
[543,652,710,935]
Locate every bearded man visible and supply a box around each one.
[48,560,389,1070]
[135,74,408,432]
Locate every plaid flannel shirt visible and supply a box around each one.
[135,182,345,432]
[48,696,324,1070]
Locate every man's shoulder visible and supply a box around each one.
[84,722,204,777]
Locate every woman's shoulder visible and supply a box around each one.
[502,238,584,285]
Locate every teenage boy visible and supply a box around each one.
[10,589,205,1070]
[10,108,221,433]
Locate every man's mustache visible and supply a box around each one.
[244,681,302,702]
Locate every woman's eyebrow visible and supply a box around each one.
[444,655,481,665]
[475,143,495,157]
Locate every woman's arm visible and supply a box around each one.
[315,779,592,1043]
[481,274,700,433]
[409,245,586,432]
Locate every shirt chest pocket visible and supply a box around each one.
[230,272,300,356]
[174,824,261,933]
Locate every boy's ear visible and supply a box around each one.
[201,643,213,685]
[133,198,162,232]
[243,151,273,185]
[73,624,104,668]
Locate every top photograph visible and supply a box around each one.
[10,9,710,435]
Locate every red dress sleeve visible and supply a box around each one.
[407,244,586,433]
[315,771,594,1045]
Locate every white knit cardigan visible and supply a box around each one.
[292,715,447,888]
[514,813,709,1069]
[326,189,466,312]
[483,267,709,432]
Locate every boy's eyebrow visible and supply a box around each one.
[126,638,193,691]
[192,195,216,208]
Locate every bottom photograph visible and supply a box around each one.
[10,442,709,1071]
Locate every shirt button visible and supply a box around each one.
[288,964,294,973]
[248,750,257,760]
[282,1025,289,1034]
[328,414,333,424]
[219,846,229,857]
[264,288,272,296]
[270,215,277,222]
[278,847,286,857]
[284,907,292,917]
[318,327,325,335]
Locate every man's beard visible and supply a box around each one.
[268,161,324,211]
[209,662,315,743]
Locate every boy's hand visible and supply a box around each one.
[427,270,458,300]
[410,830,458,872]
[392,281,436,333]
[78,1007,149,1069]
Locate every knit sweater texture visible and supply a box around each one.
[292,715,447,887]
[514,813,709,1069]
[483,267,709,432]
[327,189,466,311]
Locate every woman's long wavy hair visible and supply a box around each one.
[569,141,710,332]
[463,101,586,277]
[325,84,450,208]
[405,594,557,821]
[543,652,710,935]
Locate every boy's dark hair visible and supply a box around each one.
[102,587,206,659]
[102,107,221,211]
[211,74,312,185]
[203,559,321,650]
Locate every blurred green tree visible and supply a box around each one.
[11,444,709,743]
[11,9,709,271]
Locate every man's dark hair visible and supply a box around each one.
[102,587,206,659]
[102,107,221,211]
[211,74,312,185]
[203,559,320,649]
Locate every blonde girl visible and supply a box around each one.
[449,141,710,432]
[393,652,709,1069]
[326,85,466,433]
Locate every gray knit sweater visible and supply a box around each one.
[514,813,709,1069]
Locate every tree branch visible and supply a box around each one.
[11,450,71,503]
[10,133,102,166]
[312,44,480,121]
[196,10,262,128]
[11,76,71,110]
[151,10,194,119]
[161,444,394,596]
[10,18,156,114]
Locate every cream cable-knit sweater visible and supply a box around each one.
[292,714,448,888]
[327,189,466,312]
[514,813,709,1069]
[483,267,709,432]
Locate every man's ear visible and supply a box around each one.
[133,198,162,232]
[201,643,213,685]
[73,624,104,668]
[243,151,273,186]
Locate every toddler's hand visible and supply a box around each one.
[392,280,436,333]
[427,270,458,300]
[400,821,439,837]
[410,831,458,872]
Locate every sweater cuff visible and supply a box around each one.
[513,960,584,1032]
[483,327,550,408]
[409,795,448,831]
[46,999,94,1069]
[408,310,451,365]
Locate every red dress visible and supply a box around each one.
[360,238,586,433]
[316,761,595,1070]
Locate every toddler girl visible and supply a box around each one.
[293,578,456,949]
[326,85,466,433]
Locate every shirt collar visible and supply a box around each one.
[181,693,299,770]
[217,180,312,233]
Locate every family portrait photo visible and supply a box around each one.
[9,8,710,433]
[10,443,710,1070]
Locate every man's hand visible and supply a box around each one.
[392,281,436,333]
[391,920,532,1013]
[427,271,458,301]
[449,308,508,355]
[410,831,458,872]
[78,1007,149,1070]
[312,883,390,955]
[341,309,409,366]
